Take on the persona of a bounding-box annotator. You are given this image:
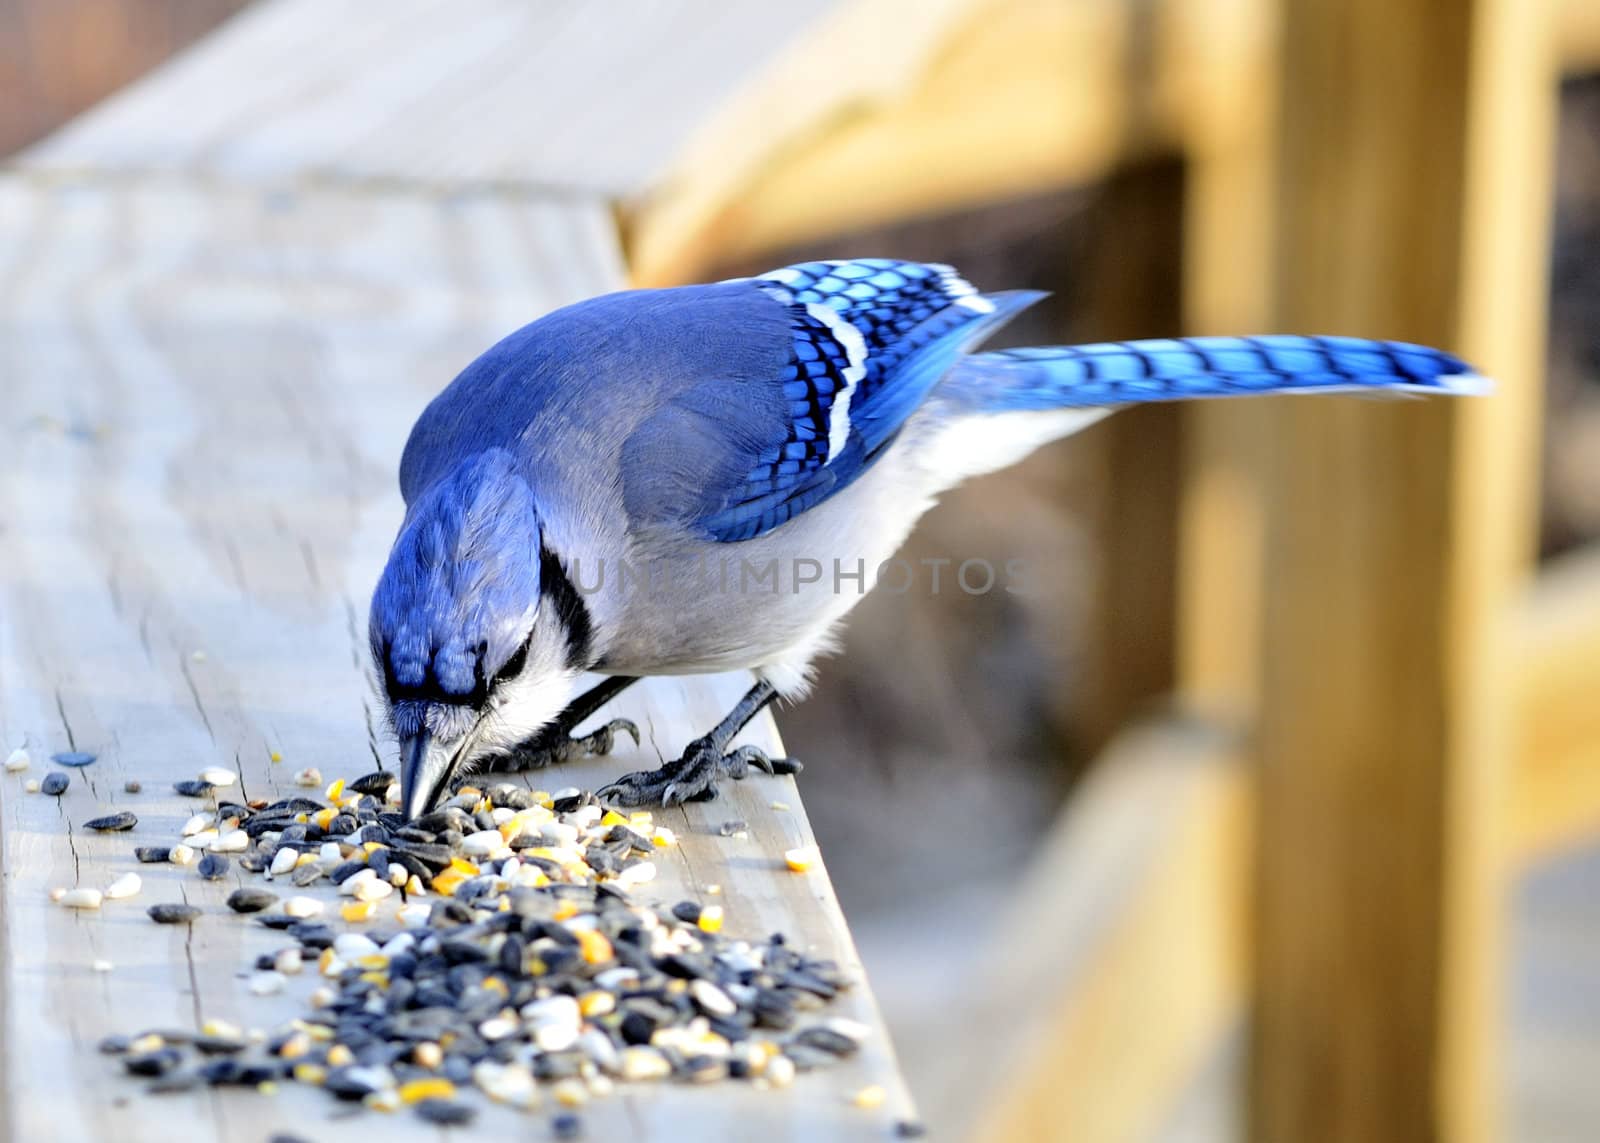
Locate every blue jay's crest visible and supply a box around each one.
[703,259,1041,540]
[370,448,540,709]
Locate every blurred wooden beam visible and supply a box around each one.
[1510,543,1600,861]
[1559,0,1600,74]
[916,718,1250,1143]
[1248,4,1553,1143]
[627,0,1165,288]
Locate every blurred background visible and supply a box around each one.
[3,1,1598,1140]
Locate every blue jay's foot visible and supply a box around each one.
[598,739,802,807]
[481,717,641,775]
[598,678,799,807]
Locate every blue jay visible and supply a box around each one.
[370,259,1485,818]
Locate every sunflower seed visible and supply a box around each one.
[41,772,69,796]
[84,811,138,832]
[148,903,201,925]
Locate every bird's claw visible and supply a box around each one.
[599,741,801,807]
[481,717,641,775]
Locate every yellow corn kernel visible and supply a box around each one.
[449,856,480,876]
[257,1081,279,1095]
[326,1044,354,1067]
[697,905,724,934]
[341,900,377,923]
[482,975,508,996]
[277,1032,312,1060]
[312,807,338,831]
[852,1085,887,1109]
[293,1063,327,1085]
[784,845,820,873]
[405,874,427,896]
[531,789,554,808]
[399,1077,456,1104]
[356,954,390,971]
[270,751,283,763]
[361,841,384,854]
[628,811,654,828]
[579,990,616,1018]
[456,785,481,799]
[552,899,579,922]
[294,812,309,823]
[430,869,467,896]
[600,809,628,828]
[359,971,389,988]
[130,1034,163,1054]
[576,929,613,965]
[652,827,677,848]
[325,778,346,802]
[295,851,319,868]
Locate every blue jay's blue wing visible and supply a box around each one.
[691,259,1041,541]
[947,335,1488,411]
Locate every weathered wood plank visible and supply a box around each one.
[18,0,833,196]
[0,175,912,1141]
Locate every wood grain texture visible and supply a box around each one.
[19,0,833,195]
[1249,1,1553,1141]
[0,175,911,1141]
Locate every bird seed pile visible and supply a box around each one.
[63,761,883,1129]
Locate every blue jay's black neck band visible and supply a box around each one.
[539,545,593,670]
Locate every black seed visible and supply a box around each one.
[124,1048,182,1077]
[41,772,69,795]
[256,913,299,930]
[263,797,323,815]
[192,1034,247,1055]
[620,1011,658,1045]
[148,903,201,925]
[348,771,395,796]
[330,814,357,836]
[324,1068,376,1101]
[411,807,471,835]
[226,888,278,914]
[173,779,214,797]
[52,751,97,767]
[793,1026,859,1057]
[98,1035,131,1055]
[415,1099,476,1126]
[393,841,452,870]
[197,854,229,880]
[895,1121,929,1138]
[135,846,172,864]
[84,811,138,832]
[670,900,702,924]
[288,922,336,950]
[395,827,437,844]
[239,851,269,873]
[552,1112,585,1139]
[291,863,325,888]
[123,780,141,794]
[551,793,587,813]
[716,819,749,837]
[328,859,367,886]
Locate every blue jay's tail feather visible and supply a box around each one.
[947,334,1490,412]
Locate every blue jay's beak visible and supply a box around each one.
[400,731,462,820]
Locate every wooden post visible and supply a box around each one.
[1248,2,1553,1142]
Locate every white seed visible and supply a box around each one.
[490,807,515,825]
[269,848,298,876]
[333,933,379,960]
[535,1023,579,1052]
[168,844,197,866]
[522,994,580,1028]
[616,860,657,886]
[185,829,219,849]
[309,985,336,1008]
[353,879,392,903]
[92,959,113,973]
[620,1047,672,1081]
[293,768,322,787]
[569,805,602,829]
[180,813,211,837]
[766,1054,796,1088]
[337,868,376,896]
[387,866,408,887]
[551,1078,588,1108]
[317,842,343,869]
[473,1060,539,1108]
[384,783,400,806]
[690,979,737,1018]
[24,779,39,793]
[103,873,142,900]
[209,829,248,853]
[60,888,103,910]
[282,896,323,918]
[48,887,67,902]
[580,1028,620,1074]
[198,766,237,788]
[248,971,286,996]
[397,904,431,928]
[478,1016,518,1041]
[460,830,506,857]
[822,1017,871,1045]
[5,747,30,772]
[274,948,303,975]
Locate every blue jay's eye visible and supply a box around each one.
[490,632,532,689]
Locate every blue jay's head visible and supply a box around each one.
[369,449,581,819]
